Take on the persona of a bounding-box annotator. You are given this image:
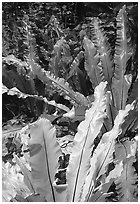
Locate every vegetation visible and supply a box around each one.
[2,2,138,202]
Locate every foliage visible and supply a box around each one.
[2,2,138,202]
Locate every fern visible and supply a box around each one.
[67,81,107,202]
[3,82,137,202]
[114,139,138,201]
[2,4,138,202]
[83,36,104,89]
[29,118,62,201]
[81,103,134,201]
[115,156,137,201]
[88,161,123,201]
[91,18,114,86]
[112,5,133,110]
[66,51,84,80]
[49,37,66,77]
[28,60,89,106]
[3,84,70,112]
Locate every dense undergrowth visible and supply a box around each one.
[2,2,138,202]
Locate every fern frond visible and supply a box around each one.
[114,139,138,201]
[112,5,133,110]
[82,103,134,201]
[29,118,63,201]
[49,37,66,77]
[2,55,27,68]
[83,36,105,89]
[66,51,84,80]
[88,161,123,202]
[91,18,114,85]
[14,155,36,195]
[2,84,70,112]
[115,156,137,201]
[66,81,107,202]
[27,59,89,106]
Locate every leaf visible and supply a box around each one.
[115,140,138,163]
[53,183,68,202]
[88,161,123,202]
[63,106,75,118]
[27,59,89,106]
[115,156,138,202]
[29,118,63,201]
[12,193,47,202]
[2,84,70,112]
[66,81,107,202]
[2,60,36,114]
[67,51,84,80]
[14,155,36,194]
[67,51,88,95]
[92,18,114,85]
[2,162,31,201]
[127,79,138,104]
[2,55,27,68]
[112,6,133,110]
[25,193,47,202]
[49,37,66,77]
[83,36,105,89]
[81,103,134,201]
[112,74,132,110]
[119,108,138,140]
[72,105,87,122]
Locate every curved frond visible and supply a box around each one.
[92,18,114,85]
[88,161,123,202]
[29,118,62,201]
[83,36,105,89]
[82,103,134,201]
[66,51,84,80]
[66,82,107,202]
[115,156,137,201]
[112,5,133,110]
[27,59,89,106]
[49,37,72,77]
[114,139,138,201]
[3,84,70,112]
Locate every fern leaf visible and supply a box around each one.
[115,156,137,201]
[66,81,107,202]
[27,59,89,106]
[3,53,88,107]
[2,162,31,201]
[114,139,138,201]
[83,36,105,89]
[127,79,138,104]
[118,108,138,140]
[67,51,84,80]
[81,103,134,201]
[112,6,133,110]
[112,74,132,110]
[92,18,114,85]
[2,84,70,112]
[88,161,123,202]
[49,37,65,77]
[115,139,138,164]
[14,155,36,195]
[29,118,62,201]
[2,55,27,68]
